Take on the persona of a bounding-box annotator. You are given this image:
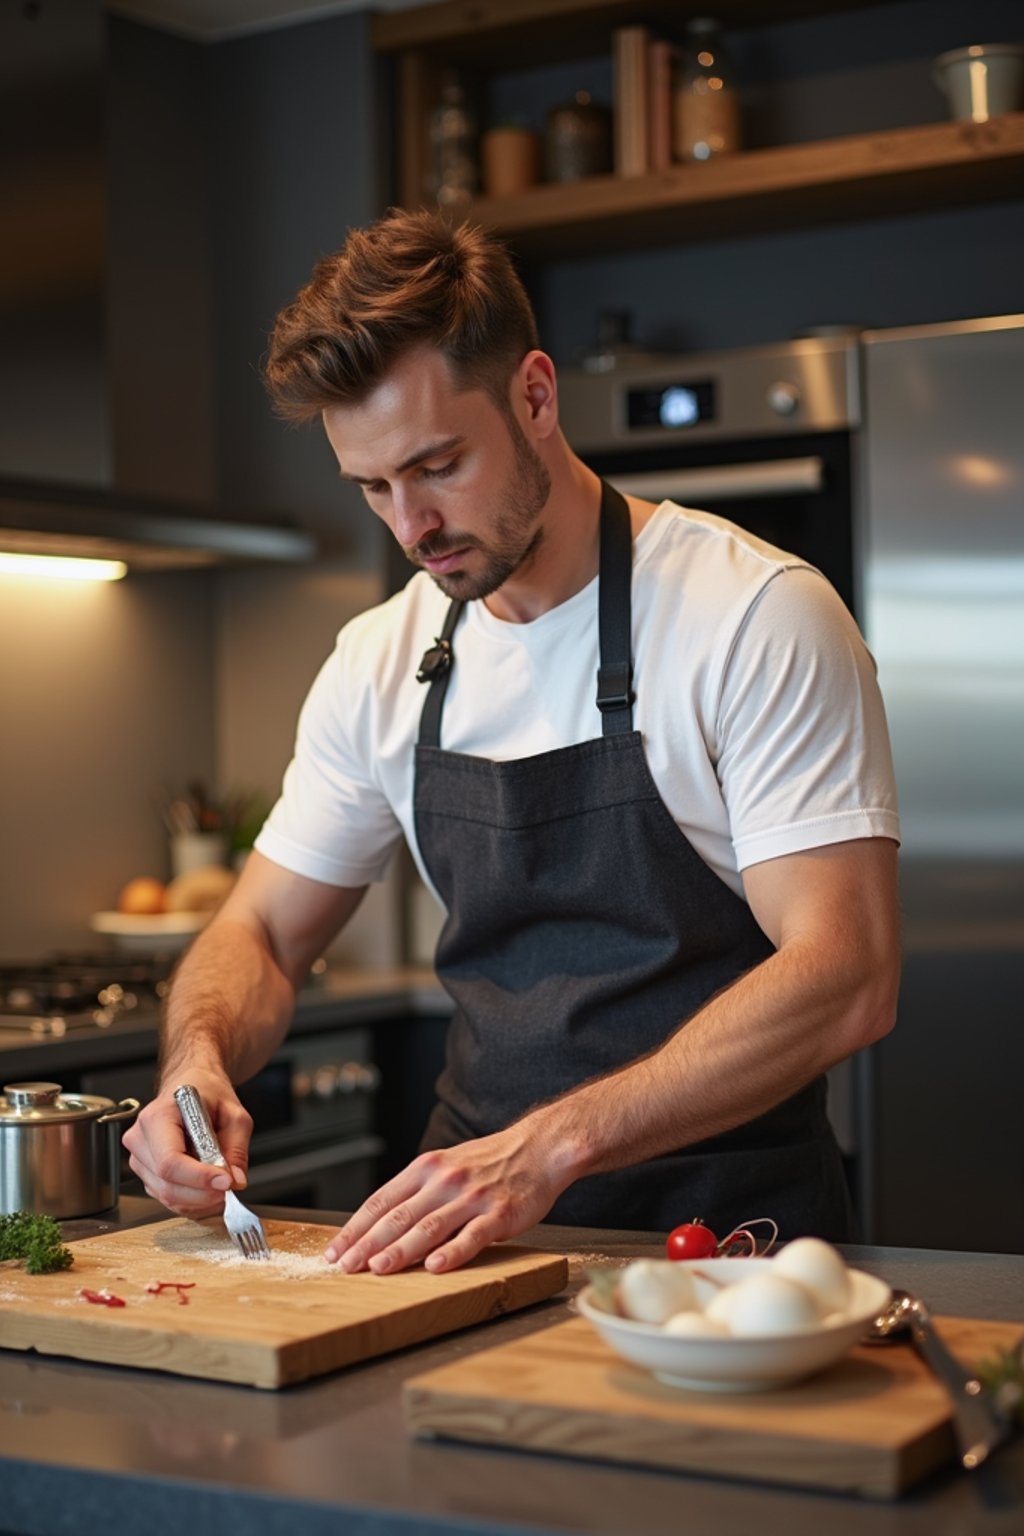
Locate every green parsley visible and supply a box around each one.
[0,1211,75,1275]
[976,1344,1024,1425]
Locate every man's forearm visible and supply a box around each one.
[522,927,897,1188]
[158,916,296,1089]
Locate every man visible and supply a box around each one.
[124,210,900,1276]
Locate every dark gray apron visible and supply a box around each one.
[412,481,854,1241]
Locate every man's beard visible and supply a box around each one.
[404,414,552,602]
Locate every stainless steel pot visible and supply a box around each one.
[0,1081,140,1218]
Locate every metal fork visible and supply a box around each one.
[173,1084,270,1260]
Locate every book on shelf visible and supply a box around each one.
[648,36,676,173]
[614,25,678,177]
[613,24,650,177]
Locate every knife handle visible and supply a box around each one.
[173,1084,228,1169]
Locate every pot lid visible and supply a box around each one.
[0,1082,113,1124]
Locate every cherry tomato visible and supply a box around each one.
[665,1219,719,1261]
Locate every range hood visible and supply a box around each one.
[0,2,317,572]
[0,479,315,570]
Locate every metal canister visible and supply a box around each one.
[545,91,613,182]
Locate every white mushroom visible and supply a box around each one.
[616,1259,698,1324]
[663,1309,730,1337]
[773,1237,852,1314]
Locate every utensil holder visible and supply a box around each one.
[170,832,228,878]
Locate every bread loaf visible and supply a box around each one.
[165,865,236,913]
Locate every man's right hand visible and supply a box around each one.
[122,1070,253,1216]
[121,855,367,1217]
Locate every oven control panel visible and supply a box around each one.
[77,1026,381,1144]
[294,1061,382,1102]
[559,334,859,451]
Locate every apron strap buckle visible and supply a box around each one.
[596,660,634,714]
[417,637,454,685]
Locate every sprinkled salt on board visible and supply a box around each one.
[566,1253,629,1280]
[149,1218,340,1279]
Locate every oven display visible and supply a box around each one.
[626,379,715,431]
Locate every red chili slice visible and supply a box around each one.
[79,1287,126,1308]
[146,1280,196,1305]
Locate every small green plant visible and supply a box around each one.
[976,1345,1024,1424]
[0,1211,75,1274]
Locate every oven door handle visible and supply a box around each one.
[607,456,825,503]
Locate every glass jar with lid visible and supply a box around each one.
[427,71,478,207]
[545,91,613,183]
[674,17,741,162]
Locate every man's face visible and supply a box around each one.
[322,347,551,602]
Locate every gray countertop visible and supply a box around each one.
[1,1198,1022,1536]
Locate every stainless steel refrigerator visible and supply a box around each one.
[859,315,1024,1254]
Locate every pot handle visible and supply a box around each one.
[98,1097,141,1124]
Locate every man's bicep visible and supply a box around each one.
[718,569,900,872]
[741,837,900,962]
[220,850,367,986]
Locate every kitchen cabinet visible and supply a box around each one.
[372,1009,450,1179]
[372,0,1024,256]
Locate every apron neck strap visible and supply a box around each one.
[417,597,465,748]
[596,479,635,735]
[415,479,634,748]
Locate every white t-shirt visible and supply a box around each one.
[256,501,900,902]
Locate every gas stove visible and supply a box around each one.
[0,954,172,1036]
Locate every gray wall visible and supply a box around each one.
[0,0,109,486]
[0,9,391,961]
[534,202,1024,364]
[216,564,397,968]
[206,8,396,963]
[0,570,217,953]
[107,17,217,503]
[207,9,386,569]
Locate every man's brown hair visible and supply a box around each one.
[264,209,540,423]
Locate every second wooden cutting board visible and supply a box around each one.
[404,1313,1022,1498]
[0,1217,568,1389]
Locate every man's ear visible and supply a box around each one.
[517,350,559,438]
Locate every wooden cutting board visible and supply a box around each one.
[404,1313,1022,1499]
[0,1217,567,1389]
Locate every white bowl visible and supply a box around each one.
[577,1257,891,1392]
[89,910,210,956]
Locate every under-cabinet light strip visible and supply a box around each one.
[0,551,128,582]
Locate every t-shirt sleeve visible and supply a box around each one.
[715,566,900,870]
[254,627,404,888]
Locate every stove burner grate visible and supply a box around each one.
[0,952,172,1031]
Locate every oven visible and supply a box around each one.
[78,1026,385,1211]
[0,950,398,1213]
[0,954,387,1212]
[559,333,871,1227]
[558,333,861,617]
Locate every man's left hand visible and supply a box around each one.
[324,1121,571,1274]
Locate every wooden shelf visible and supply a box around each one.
[373,0,1024,257]
[372,0,890,67]
[455,114,1024,257]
